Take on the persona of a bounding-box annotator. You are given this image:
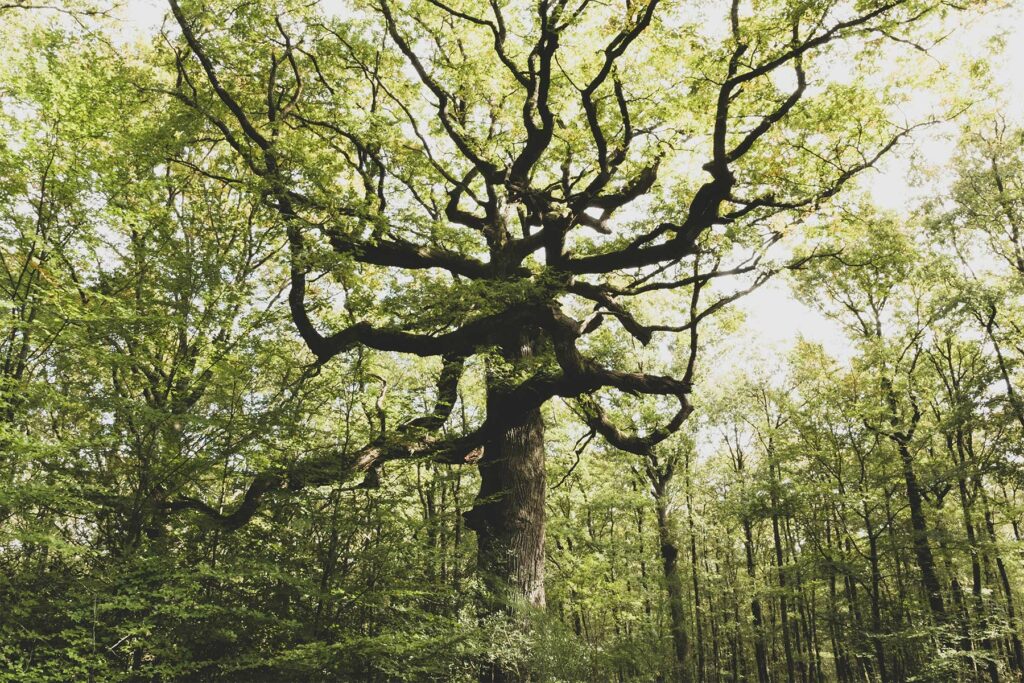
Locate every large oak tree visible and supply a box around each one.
[161,0,965,636]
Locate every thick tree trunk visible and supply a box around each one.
[470,393,546,609]
[465,338,547,683]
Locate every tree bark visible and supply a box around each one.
[770,461,796,683]
[951,431,1000,682]
[895,437,947,624]
[744,518,772,683]
[470,397,546,608]
[685,454,706,683]
[465,338,547,683]
[865,517,887,682]
[826,520,850,683]
[655,492,691,681]
[981,487,1024,673]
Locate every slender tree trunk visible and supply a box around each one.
[851,452,886,682]
[842,538,872,681]
[880,378,946,629]
[313,492,342,637]
[770,462,796,683]
[940,536,975,668]
[685,457,706,683]
[744,518,771,683]
[986,318,1024,432]
[785,517,814,683]
[826,520,850,683]
[884,494,907,631]
[895,438,947,624]
[981,487,1024,673]
[730,567,744,683]
[708,551,723,683]
[866,522,887,682]
[453,465,465,591]
[883,492,916,680]
[951,433,1000,682]
[732,440,770,683]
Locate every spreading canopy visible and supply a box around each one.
[161,0,963,526]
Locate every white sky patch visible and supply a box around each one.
[865,3,1024,210]
[737,278,851,361]
[117,0,164,39]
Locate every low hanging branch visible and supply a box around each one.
[164,353,468,529]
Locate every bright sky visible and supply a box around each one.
[739,2,1024,366]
